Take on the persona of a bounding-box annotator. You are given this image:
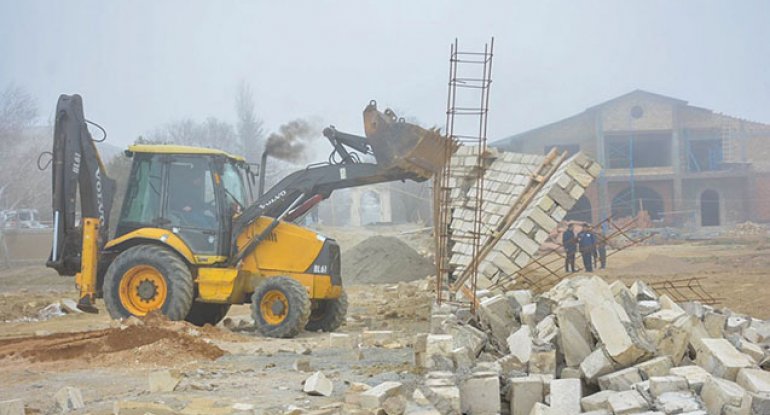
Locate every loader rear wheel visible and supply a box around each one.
[305,290,348,332]
[185,302,231,326]
[103,245,194,321]
[251,277,310,338]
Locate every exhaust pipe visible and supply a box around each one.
[258,150,268,197]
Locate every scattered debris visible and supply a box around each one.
[303,371,333,397]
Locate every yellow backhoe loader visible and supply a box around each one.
[46,95,449,337]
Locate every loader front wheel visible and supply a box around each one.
[185,302,231,326]
[103,245,194,321]
[305,290,348,332]
[251,277,310,338]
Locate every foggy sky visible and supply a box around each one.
[1,1,769,153]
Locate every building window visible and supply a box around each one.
[605,132,672,169]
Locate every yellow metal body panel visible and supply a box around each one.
[75,217,99,301]
[196,268,242,303]
[236,217,325,274]
[127,144,245,162]
[104,228,227,266]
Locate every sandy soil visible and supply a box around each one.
[1,226,769,414]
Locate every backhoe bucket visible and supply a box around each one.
[363,101,456,179]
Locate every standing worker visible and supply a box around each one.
[562,223,577,273]
[596,226,607,269]
[578,223,596,272]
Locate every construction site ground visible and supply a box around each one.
[1,225,769,414]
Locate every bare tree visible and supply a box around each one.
[235,80,264,162]
[147,117,241,155]
[0,84,39,155]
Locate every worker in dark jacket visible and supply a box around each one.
[562,223,577,273]
[596,227,607,269]
[578,223,596,272]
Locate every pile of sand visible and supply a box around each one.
[342,236,434,284]
[0,314,227,367]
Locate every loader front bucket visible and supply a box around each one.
[363,101,456,179]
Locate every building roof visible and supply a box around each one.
[127,144,246,162]
[493,89,689,147]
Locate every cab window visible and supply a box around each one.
[120,157,162,225]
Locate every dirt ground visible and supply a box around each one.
[1,226,769,414]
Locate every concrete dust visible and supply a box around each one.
[342,236,434,284]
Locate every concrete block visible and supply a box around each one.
[738,340,764,364]
[670,365,713,394]
[638,300,661,316]
[383,395,407,415]
[606,390,650,414]
[443,322,488,356]
[736,368,770,393]
[749,392,770,415]
[556,300,593,367]
[550,379,581,414]
[528,402,551,415]
[424,382,460,415]
[329,333,356,348]
[479,295,518,344]
[460,373,500,415]
[695,338,754,381]
[634,356,674,380]
[655,391,702,414]
[507,326,533,364]
[303,371,333,397]
[360,381,403,409]
[148,370,182,393]
[529,348,557,376]
[655,314,695,365]
[416,334,454,369]
[536,315,559,345]
[581,348,616,384]
[598,367,643,391]
[649,375,689,397]
[54,387,84,412]
[362,330,395,347]
[630,280,658,301]
[0,400,24,415]
[704,311,727,338]
[510,376,544,415]
[589,302,648,366]
[701,376,752,415]
[644,309,686,330]
[580,390,615,412]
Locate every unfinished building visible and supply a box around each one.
[494,90,770,227]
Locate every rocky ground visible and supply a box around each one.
[0,226,770,414]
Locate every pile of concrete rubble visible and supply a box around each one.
[342,276,770,415]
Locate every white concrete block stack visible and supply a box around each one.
[446,145,602,288]
[396,275,770,415]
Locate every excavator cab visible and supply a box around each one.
[114,146,251,260]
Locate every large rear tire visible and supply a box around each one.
[103,245,194,321]
[251,277,311,338]
[185,302,231,326]
[305,290,348,332]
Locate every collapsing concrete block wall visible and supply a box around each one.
[447,146,602,290]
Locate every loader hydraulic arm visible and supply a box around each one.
[46,94,116,312]
[230,101,453,266]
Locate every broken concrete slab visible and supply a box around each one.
[549,378,581,414]
[700,376,752,415]
[382,395,407,415]
[704,311,727,338]
[113,400,177,415]
[460,372,500,415]
[329,333,356,348]
[736,368,770,393]
[649,375,689,397]
[580,348,616,384]
[303,371,333,397]
[606,390,650,414]
[598,367,643,391]
[507,326,533,364]
[555,300,593,367]
[54,386,84,412]
[528,402,551,415]
[589,301,649,367]
[695,338,754,381]
[670,365,713,394]
[634,356,674,380]
[510,376,544,415]
[148,370,182,393]
[654,391,702,414]
[580,390,615,412]
[415,334,454,369]
[359,381,403,409]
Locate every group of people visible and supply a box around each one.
[561,222,607,273]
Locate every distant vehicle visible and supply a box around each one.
[1,209,47,229]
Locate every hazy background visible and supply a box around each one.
[1,0,769,149]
